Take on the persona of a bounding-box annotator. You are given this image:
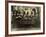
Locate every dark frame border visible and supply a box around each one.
[5,1,45,37]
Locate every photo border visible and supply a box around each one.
[5,1,45,37]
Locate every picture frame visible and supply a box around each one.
[5,1,45,37]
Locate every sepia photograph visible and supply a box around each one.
[11,6,40,31]
[7,2,45,35]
